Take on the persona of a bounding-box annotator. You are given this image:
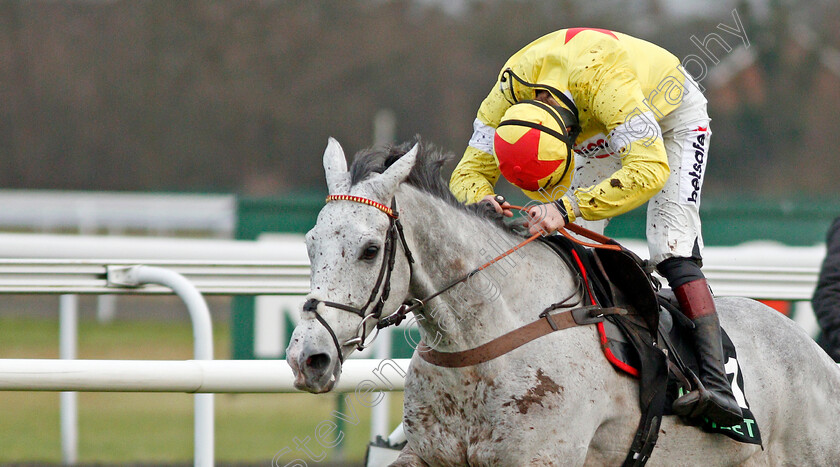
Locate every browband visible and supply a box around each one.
[326,194,398,219]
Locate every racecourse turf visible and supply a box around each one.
[0,312,403,465]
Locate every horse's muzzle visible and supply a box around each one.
[287,334,341,393]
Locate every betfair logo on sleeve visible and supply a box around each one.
[685,126,708,204]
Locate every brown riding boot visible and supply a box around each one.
[671,279,743,426]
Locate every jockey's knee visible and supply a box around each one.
[657,256,704,289]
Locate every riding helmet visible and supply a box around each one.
[494,101,575,198]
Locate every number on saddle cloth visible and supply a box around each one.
[657,293,763,446]
[541,235,761,464]
[542,234,763,458]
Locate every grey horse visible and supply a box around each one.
[287,139,840,466]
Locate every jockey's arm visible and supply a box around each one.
[561,64,670,222]
[450,83,513,205]
[450,143,499,204]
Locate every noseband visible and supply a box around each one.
[303,194,414,363]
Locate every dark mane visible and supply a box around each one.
[348,138,509,226]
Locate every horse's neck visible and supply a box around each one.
[396,187,579,352]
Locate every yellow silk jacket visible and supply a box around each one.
[450,28,690,222]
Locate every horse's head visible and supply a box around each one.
[287,138,417,393]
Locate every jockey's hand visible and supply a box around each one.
[527,202,566,235]
[480,195,514,217]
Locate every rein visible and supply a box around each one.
[378,199,620,327]
[376,230,542,328]
[501,200,623,252]
[305,193,622,364]
[409,199,629,368]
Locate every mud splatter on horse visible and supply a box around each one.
[287,139,840,466]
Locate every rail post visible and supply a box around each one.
[107,265,214,467]
[59,294,79,465]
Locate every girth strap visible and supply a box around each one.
[417,306,627,368]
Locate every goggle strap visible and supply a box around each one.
[497,119,571,146]
[520,100,572,139]
[501,68,580,122]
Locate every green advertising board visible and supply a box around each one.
[232,194,322,360]
[604,197,837,246]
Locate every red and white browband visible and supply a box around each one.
[325,194,398,218]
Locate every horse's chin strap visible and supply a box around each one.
[304,197,415,361]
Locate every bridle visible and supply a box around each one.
[303,194,414,363]
[303,193,622,364]
[302,192,534,362]
[303,193,659,466]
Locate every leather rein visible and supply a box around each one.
[305,193,623,366]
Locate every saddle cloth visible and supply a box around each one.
[540,235,762,447]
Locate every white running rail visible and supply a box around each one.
[0,234,828,466]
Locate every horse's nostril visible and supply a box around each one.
[305,353,331,372]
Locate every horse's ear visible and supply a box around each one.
[367,143,418,199]
[324,137,351,195]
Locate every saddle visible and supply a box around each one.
[539,235,762,465]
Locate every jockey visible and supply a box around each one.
[449,28,743,426]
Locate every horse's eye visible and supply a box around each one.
[360,245,380,260]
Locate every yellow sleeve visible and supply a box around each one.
[559,196,578,223]
[569,56,670,221]
[449,146,499,204]
[450,73,515,205]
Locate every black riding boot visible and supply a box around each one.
[671,279,743,426]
